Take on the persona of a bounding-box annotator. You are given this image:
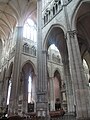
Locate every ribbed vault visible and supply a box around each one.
[0,0,37,42]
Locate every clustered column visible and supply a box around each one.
[67,31,90,119]
[63,1,90,118]
[36,0,49,119]
[63,61,74,113]
[8,26,23,116]
[22,76,28,115]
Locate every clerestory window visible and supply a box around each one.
[23,19,37,42]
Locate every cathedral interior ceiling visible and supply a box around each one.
[0,0,37,41]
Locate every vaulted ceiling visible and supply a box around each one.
[0,0,37,41]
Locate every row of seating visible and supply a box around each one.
[0,109,65,120]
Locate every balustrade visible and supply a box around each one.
[23,43,36,57]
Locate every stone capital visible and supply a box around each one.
[67,30,77,38]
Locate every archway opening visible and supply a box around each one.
[45,26,68,111]
[54,70,62,111]
[75,2,90,74]
[20,62,36,114]
[48,44,62,63]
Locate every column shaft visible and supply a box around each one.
[63,63,74,113]
[22,77,28,114]
[9,26,23,115]
[67,31,90,119]
[63,2,90,119]
[37,0,49,118]
[49,77,55,111]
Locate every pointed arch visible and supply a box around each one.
[71,0,90,30]
[43,24,66,50]
[21,60,36,75]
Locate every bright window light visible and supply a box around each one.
[23,19,37,42]
[28,76,32,103]
[50,44,59,51]
[7,81,12,105]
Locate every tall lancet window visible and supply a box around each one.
[28,76,32,103]
[89,79,90,87]
[7,80,12,105]
[83,59,89,86]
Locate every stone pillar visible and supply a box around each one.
[37,0,49,119]
[63,61,74,113]
[22,76,28,114]
[67,31,90,119]
[32,75,37,112]
[0,80,2,102]
[0,70,7,113]
[49,77,55,111]
[0,69,4,112]
[0,81,2,113]
[63,1,90,119]
[0,40,2,68]
[8,26,23,116]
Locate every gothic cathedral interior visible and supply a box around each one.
[0,0,90,120]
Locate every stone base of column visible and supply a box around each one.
[67,96,75,113]
[36,102,50,120]
[76,89,90,119]
[61,112,76,120]
[50,100,55,111]
[8,98,19,116]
